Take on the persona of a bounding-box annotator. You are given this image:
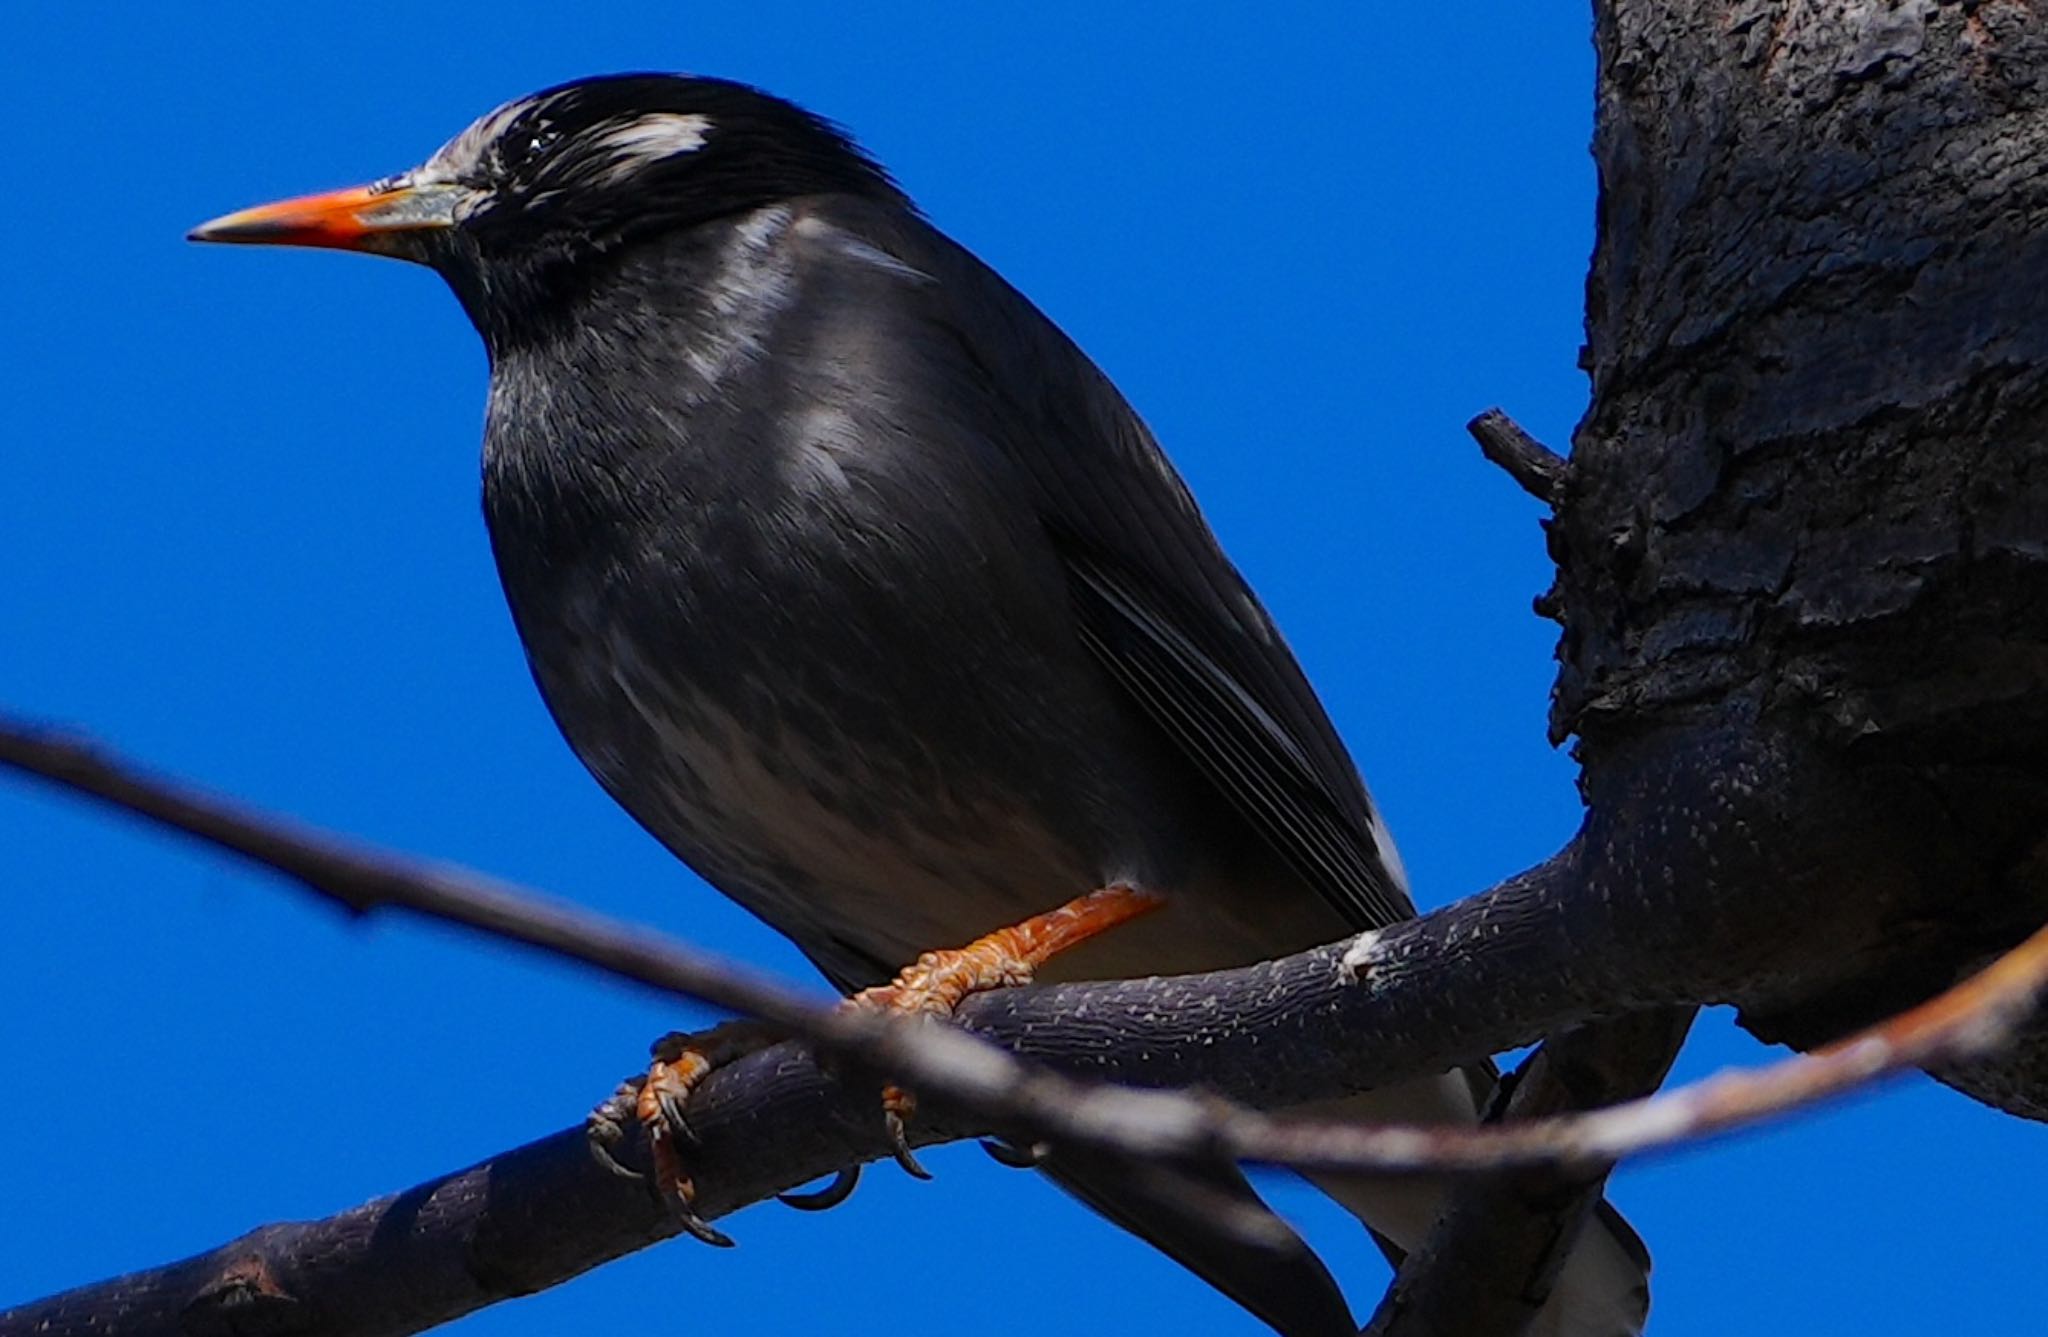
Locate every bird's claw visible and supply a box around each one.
[841,886,1163,1185]
[588,1020,786,1245]
[671,1193,737,1248]
[979,1136,1048,1169]
[882,1099,933,1180]
[646,1060,701,1148]
[585,1078,648,1180]
[778,1166,862,1211]
[638,1052,719,1232]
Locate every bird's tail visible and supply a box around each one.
[1298,1071,1651,1337]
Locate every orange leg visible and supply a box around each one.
[847,884,1165,1176]
[585,1017,782,1245]
[585,884,1163,1240]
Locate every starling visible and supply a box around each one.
[193,74,1649,1336]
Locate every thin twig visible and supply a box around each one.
[0,716,838,1030]
[1367,1009,1691,1337]
[7,713,2047,1337]
[3,712,2042,1187]
[1233,923,2048,1175]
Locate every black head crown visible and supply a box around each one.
[423,74,906,250]
[191,74,909,335]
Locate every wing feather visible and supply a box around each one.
[876,215,1415,933]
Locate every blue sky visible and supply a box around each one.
[2,5,2038,1333]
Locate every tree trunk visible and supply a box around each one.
[1559,0,2048,1111]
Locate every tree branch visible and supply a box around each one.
[7,715,2048,1335]
[1466,408,1566,506]
[0,714,1632,1138]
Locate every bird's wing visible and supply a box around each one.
[1058,536,1412,930]
[797,200,1410,933]
[795,204,1416,1334]
[929,236,1415,934]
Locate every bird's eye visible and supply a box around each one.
[501,125,562,177]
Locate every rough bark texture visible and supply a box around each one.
[0,843,1695,1334]
[0,850,1686,1337]
[1556,0,2048,1089]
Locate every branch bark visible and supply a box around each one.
[7,721,2048,1337]
[1467,408,1567,507]
[0,724,1611,1337]
[1557,0,2048,1061]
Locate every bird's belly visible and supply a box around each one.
[572,635,1113,975]
[606,697,1346,983]
[547,625,1351,988]
[510,517,1349,988]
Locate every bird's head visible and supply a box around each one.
[190,73,904,336]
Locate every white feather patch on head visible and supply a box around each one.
[420,98,533,182]
[588,112,714,184]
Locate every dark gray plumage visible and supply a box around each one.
[191,73,1649,1337]
[480,188,1404,987]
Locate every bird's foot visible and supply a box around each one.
[584,1017,785,1245]
[585,886,1160,1231]
[846,883,1165,1177]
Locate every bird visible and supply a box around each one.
[191,73,1651,1336]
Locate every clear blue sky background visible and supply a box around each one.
[4,5,2040,1333]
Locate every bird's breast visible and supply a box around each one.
[551,606,1113,969]
[472,211,1331,980]
[480,383,1138,966]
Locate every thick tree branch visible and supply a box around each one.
[1245,915,2048,1176]
[0,714,1636,1157]
[7,717,2048,1336]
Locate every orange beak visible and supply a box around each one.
[189,180,467,253]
